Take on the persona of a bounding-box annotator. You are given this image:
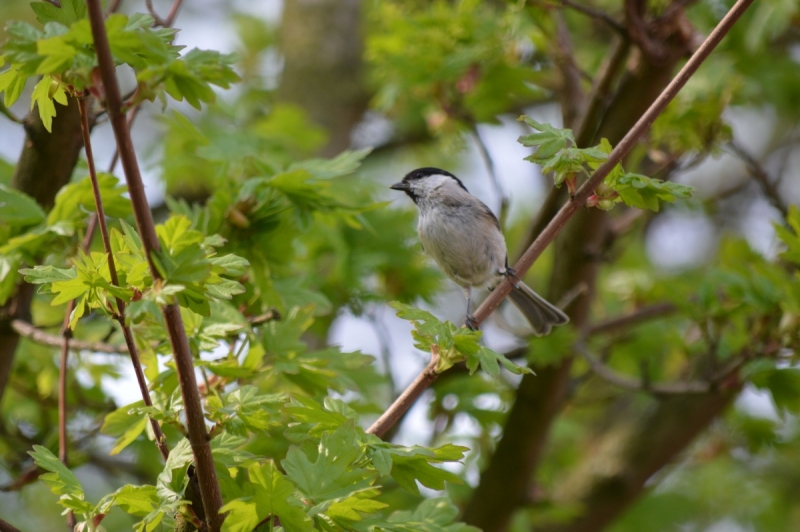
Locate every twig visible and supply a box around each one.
[726,141,789,217]
[574,341,748,395]
[575,38,631,147]
[554,11,588,129]
[0,101,23,124]
[248,309,281,325]
[369,0,756,440]
[85,1,223,529]
[106,0,123,14]
[76,96,170,462]
[587,302,676,335]
[472,126,509,228]
[11,320,128,353]
[534,0,627,35]
[146,0,185,27]
[366,347,440,438]
[56,215,97,531]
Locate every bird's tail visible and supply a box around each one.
[506,281,569,336]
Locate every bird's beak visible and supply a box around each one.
[390,182,409,191]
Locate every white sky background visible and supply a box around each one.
[0,0,795,448]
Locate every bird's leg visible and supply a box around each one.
[504,257,522,288]
[463,286,479,330]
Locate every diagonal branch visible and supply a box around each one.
[84,1,223,529]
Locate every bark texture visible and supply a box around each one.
[0,99,85,405]
[277,0,368,157]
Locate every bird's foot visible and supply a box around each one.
[465,314,479,331]
[504,267,522,288]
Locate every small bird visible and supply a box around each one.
[391,167,568,336]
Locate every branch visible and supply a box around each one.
[85,1,223,529]
[146,0,185,27]
[0,100,23,124]
[11,320,127,354]
[366,348,439,438]
[587,302,676,335]
[0,518,22,532]
[726,141,789,218]
[76,97,169,462]
[535,0,627,35]
[574,341,747,395]
[472,126,510,228]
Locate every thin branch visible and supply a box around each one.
[726,141,789,217]
[146,0,185,27]
[369,0,756,441]
[472,126,510,228]
[57,215,97,532]
[248,309,281,326]
[588,302,676,335]
[106,0,123,14]
[85,1,223,529]
[11,320,128,353]
[574,341,750,395]
[366,348,439,438]
[534,0,627,35]
[0,100,23,124]
[76,96,169,462]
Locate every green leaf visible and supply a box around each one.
[282,420,376,502]
[221,461,314,532]
[775,205,800,264]
[386,498,480,531]
[29,445,93,514]
[111,485,159,517]
[31,75,67,132]
[749,365,800,417]
[389,453,463,495]
[101,401,149,455]
[31,0,87,26]
[29,445,83,497]
[287,148,372,179]
[0,68,29,108]
[0,185,46,226]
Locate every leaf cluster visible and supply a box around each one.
[0,0,238,131]
[519,116,694,211]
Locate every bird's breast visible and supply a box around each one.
[417,205,506,288]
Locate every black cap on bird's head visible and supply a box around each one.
[390,167,468,202]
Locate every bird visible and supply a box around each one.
[390,167,569,336]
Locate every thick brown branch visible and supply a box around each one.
[0,518,22,532]
[85,1,222,529]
